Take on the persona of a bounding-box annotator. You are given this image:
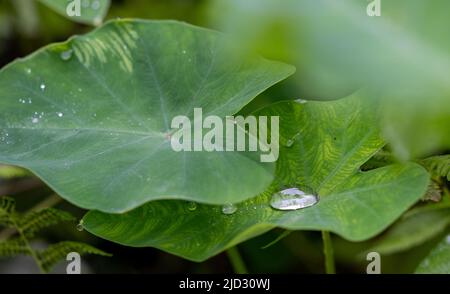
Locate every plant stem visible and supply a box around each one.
[321,231,336,274]
[226,246,248,274]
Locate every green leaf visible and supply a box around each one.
[415,235,450,274]
[0,20,294,213]
[37,241,111,273]
[210,0,450,158]
[83,93,430,261]
[38,0,110,26]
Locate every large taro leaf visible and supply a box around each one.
[0,19,294,213]
[39,0,110,26]
[83,93,430,261]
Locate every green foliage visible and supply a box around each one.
[83,93,429,261]
[0,19,293,213]
[419,155,450,181]
[0,196,109,273]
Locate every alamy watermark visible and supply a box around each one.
[367,0,381,17]
[170,108,279,163]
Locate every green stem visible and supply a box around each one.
[321,231,336,274]
[226,246,248,274]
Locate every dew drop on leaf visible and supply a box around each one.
[270,187,318,211]
[57,112,64,118]
[285,139,295,147]
[187,202,197,211]
[40,84,46,91]
[222,203,237,215]
[91,0,100,10]
[60,49,73,61]
[31,117,39,124]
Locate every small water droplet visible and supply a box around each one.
[270,187,318,211]
[76,220,84,231]
[31,117,39,124]
[40,84,46,91]
[60,49,73,61]
[28,98,32,104]
[57,112,64,117]
[91,0,100,10]
[19,98,25,104]
[182,50,187,54]
[222,203,237,215]
[295,99,308,104]
[285,139,294,147]
[187,202,197,211]
[26,68,31,74]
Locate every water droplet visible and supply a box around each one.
[285,139,294,147]
[28,98,32,104]
[182,50,187,54]
[57,112,64,117]
[222,203,237,215]
[31,117,39,124]
[19,98,25,104]
[60,49,73,61]
[40,84,46,91]
[270,187,318,211]
[187,202,197,211]
[295,99,308,104]
[91,0,100,10]
[76,220,84,231]
[26,68,31,74]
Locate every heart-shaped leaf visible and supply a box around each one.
[83,93,429,261]
[0,19,294,212]
[39,0,110,26]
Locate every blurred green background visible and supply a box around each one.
[0,0,449,273]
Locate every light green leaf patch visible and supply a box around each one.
[83,93,429,261]
[0,20,294,213]
[39,0,110,26]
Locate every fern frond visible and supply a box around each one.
[37,241,111,273]
[419,155,450,181]
[0,197,16,227]
[0,197,15,214]
[18,208,75,238]
[0,238,29,258]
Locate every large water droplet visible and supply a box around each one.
[60,49,73,61]
[270,187,318,211]
[222,203,237,215]
[57,112,64,118]
[40,84,46,91]
[187,202,197,211]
